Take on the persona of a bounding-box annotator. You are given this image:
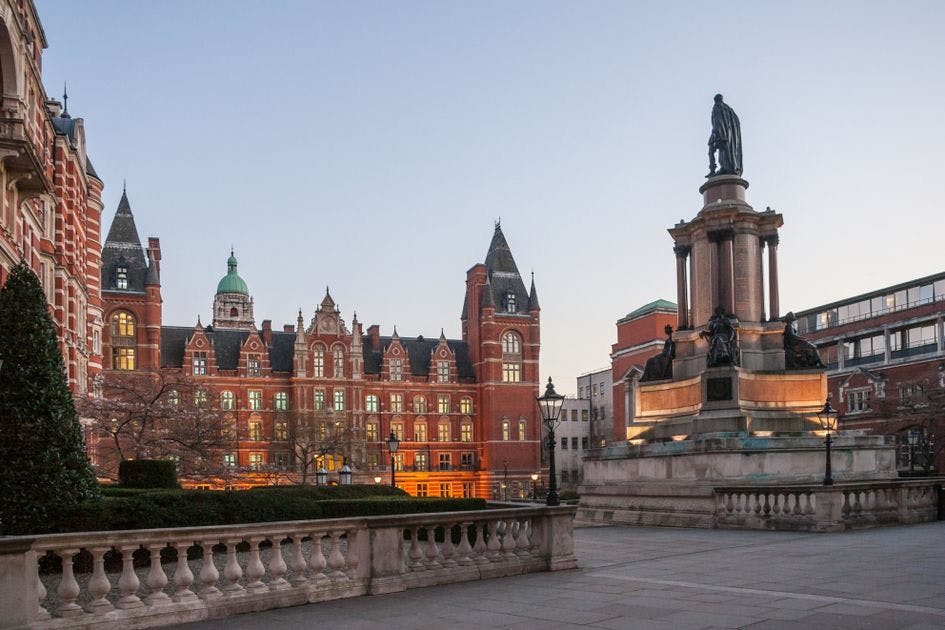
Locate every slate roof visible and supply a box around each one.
[160,327,297,372]
[482,225,529,314]
[362,335,475,379]
[101,191,150,293]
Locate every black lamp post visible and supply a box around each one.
[536,377,565,506]
[386,431,400,487]
[315,465,328,486]
[817,400,839,486]
[530,472,539,500]
[339,461,352,485]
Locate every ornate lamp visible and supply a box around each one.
[315,466,328,486]
[386,431,400,487]
[339,462,352,485]
[536,377,565,506]
[530,472,539,500]
[817,401,839,486]
[373,475,382,485]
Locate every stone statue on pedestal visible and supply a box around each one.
[700,307,739,367]
[707,94,743,178]
[782,312,825,369]
[641,325,675,382]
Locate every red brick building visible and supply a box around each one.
[100,205,543,498]
[0,1,105,395]
[795,272,945,470]
[610,299,677,441]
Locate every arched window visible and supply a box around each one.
[229,307,239,317]
[414,395,427,413]
[110,310,137,370]
[220,391,235,410]
[115,265,128,290]
[333,345,345,378]
[414,420,427,442]
[460,397,473,414]
[438,420,451,442]
[519,417,527,440]
[460,421,473,442]
[313,345,325,377]
[502,418,510,441]
[391,421,404,441]
[501,331,522,383]
[505,291,517,313]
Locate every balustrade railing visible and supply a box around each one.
[715,479,941,532]
[0,505,576,630]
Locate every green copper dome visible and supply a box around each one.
[216,251,249,295]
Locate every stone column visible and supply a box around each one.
[674,245,690,329]
[884,327,892,364]
[717,232,735,314]
[766,235,780,321]
[837,337,845,370]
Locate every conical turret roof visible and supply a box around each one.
[101,188,148,292]
[481,223,528,314]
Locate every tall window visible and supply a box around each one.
[333,389,345,411]
[391,422,404,441]
[110,311,136,371]
[313,346,325,377]
[438,421,451,442]
[502,419,510,441]
[247,355,261,376]
[223,453,236,467]
[389,358,403,381]
[437,361,449,383]
[366,422,379,441]
[194,389,208,407]
[390,393,404,413]
[414,396,427,413]
[414,452,428,471]
[415,482,428,497]
[437,395,450,414]
[393,453,404,472]
[314,389,325,410]
[460,423,472,442]
[115,266,128,290]
[366,394,379,412]
[460,397,473,414]
[274,392,288,411]
[333,346,344,378]
[461,452,474,469]
[501,331,522,383]
[414,421,427,442]
[168,390,181,406]
[274,421,288,441]
[505,292,517,313]
[249,452,264,470]
[248,390,262,410]
[439,483,451,498]
[519,418,527,440]
[220,391,235,410]
[249,420,262,441]
[438,453,451,471]
[193,352,207,375]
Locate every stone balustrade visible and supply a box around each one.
[715,479,942,532]
[0,505,577,630]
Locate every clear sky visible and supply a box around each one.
[38,1,945,395]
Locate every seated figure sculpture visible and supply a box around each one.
[782,312,825,369]
[641,324,675,382]
[700,306,739,367]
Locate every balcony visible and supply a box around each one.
[0,115,51,196]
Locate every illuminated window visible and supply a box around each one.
[314,389,325,410]
[274,421,288,441]
[460,423,472,442]
[248,390,262,410]
[168,390,180,406]
[437,395,450,414]
[460,397,473,414]
[393,453,404,471]
[519,418,527,440]
[274,392,288,411]
[193,352,207,375]
[366,394,379,412]
[223,453,236,467]
[249,452,264,469]
[438,421,450,442]
[112,347,136,371]
[390,393,404,413]
[366,422,378,441]
[220,391,235,410]
[249,420,262,441]
[110,311,137,370]
[414,395,427,413]
[334,389,345,411]
[115,266,128,290]
[391,422,404,441]
[414,452,428,471]
[414,421,427,442]
[502,419,510,441]
[111,311,136,337]
[502,331,521,353]
[194,389,208,407]
[247,355,261,376]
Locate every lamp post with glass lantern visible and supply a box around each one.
[339,461,352,485]
[386,431,400,487]
[315,466,328,486]
[530,472,539,500]
[817,401,839,486]
[373,475,382,485]
[536,377,565,506]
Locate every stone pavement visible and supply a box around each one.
[171,521,945,629]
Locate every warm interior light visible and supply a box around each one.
[628,438,645,446]
[671,434,688,442]
[752,431,774,437]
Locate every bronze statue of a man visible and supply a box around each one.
[707,94,743,178]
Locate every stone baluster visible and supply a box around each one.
[439,523,457,568]
[223,539,245,596]
[472,522,489,564]
[514,519,531,557]
[35,566,51,620]
[288,534,308,586]
[762,493,771,516]
[308,533,327,585]
[792,492,803,515]
[198,543,222,601]
[408,526,425,570]
[145,544,171,605]
[425,525,442,569]
[87,546,114,612]
[500,520,516,558]
[724,492,734,513]
[456,522,474,565]
[345,530,360,578]
[172,543,197,602]
[268,538,290,590]
[772,493,782,515]
[117,545,144,609]
[56,549,83,616]
[327,531,347,579]
[841,492,852,517]
[244,538,267,594]
[486,520,502,560]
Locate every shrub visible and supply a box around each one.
[0,262,100,535]
[246,483,408,500]
[319,497,486,519]
[119,460,180,489]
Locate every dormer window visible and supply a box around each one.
[115,266,128,290]
[505,292,517,313]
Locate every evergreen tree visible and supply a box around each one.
[0,261,100,534]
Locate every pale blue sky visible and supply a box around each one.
[38,1,945,394]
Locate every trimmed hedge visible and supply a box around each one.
[246,483,408,500]
[118,460,179,489]
[319,497,486,519]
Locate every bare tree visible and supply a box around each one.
[286,409,358,484]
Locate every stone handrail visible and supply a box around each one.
[0,505,577,630]
[714,479,941,532]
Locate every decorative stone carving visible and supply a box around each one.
[700,307,739,367]
[783,312,825,369]
[641,325,675,382]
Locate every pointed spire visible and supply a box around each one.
[392,325,399,340]
[104,186,142,247]
[297,308,304,331]
[528,271,540,311]
[439,328,447,342]
[61,82,70,119]
[196,315,203,329]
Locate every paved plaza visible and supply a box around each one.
[172,522,945,629]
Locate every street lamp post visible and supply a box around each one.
[315,466,328,486]
[386,431,400,487]
[339,462,352,485]
[503,458,509,501]
[817,401,839,486]
[536,377,565,506]
[530,472,539,501]
[373,475,382,485]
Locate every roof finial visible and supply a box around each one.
[62,82,69,117]
[122,178,126,194]
[495,217,501,230]
[230,244,234,257]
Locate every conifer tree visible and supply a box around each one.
[0,261,100,534]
